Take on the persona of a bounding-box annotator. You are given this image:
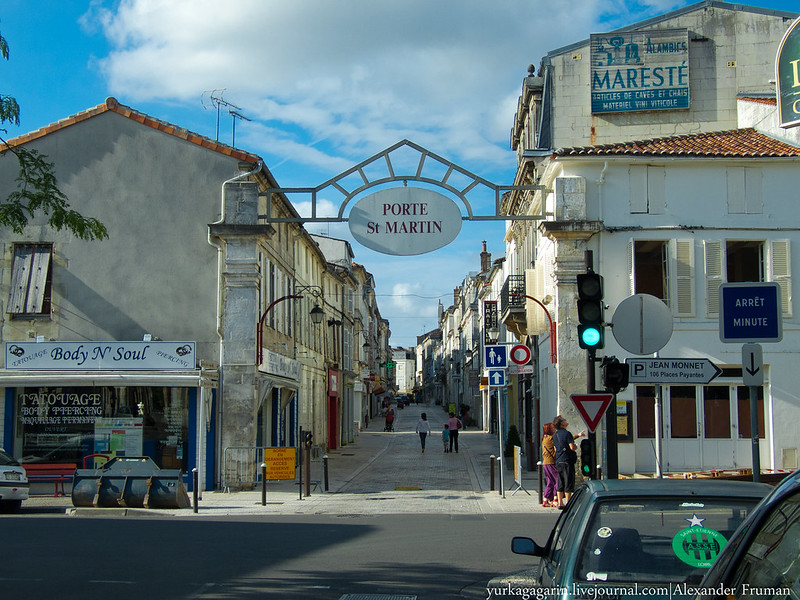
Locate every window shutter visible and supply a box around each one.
[629,166,648,213]
[526,268,547,334]
[675,240,695,316]
[628,239,635,295]
[704,240,723,317]
[770,239,791,317]
[647,166,666,214]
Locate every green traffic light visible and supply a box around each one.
[578,324,604,349]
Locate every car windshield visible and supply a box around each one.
[575,496,761,584]
[0,449,20,466]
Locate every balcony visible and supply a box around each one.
[500,275,527,339]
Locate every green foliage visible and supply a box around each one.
[504,425,522,457]
[0,30,107,241]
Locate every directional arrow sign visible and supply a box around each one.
[571,393,614,433]
[742,343,763,387]
[626,358,722,384]
[488,369,506,386]
[484,344,507,368]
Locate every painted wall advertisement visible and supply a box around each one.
[591,29,690,114]
[777,17,800,128]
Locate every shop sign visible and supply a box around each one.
[348,186,462,256]
[5,341,195,370]
[777,17,800,128]
[259,349,301,380]
[590,29,690,114]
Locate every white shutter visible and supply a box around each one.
[526,268,547,334]
[629,166,648,213]
[770,240,792,317]
[727,167,746,214]
[647,166,666,214]
[675,240,695,317]
[704,240,724,317]
[628,239,635,295]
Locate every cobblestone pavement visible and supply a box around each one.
[24,402,552,517]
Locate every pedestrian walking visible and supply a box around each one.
[447,412,462,453]
[415,412,432,452]
[541,422,558,507]
[552,415,585,508]
[384,406,395,432]
[442,424,450,452]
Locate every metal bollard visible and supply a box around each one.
[261,463,267,506]
[323,455,329,492]
[490,454,496,491]
[192,468,199,513]
[497,456,503,496]
[537,460,543,505]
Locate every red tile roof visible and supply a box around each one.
[4,97,262,164]
[554,128,800,158]
[555,128,800,158]
[739,96,777,106]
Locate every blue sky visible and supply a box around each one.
[2,0,798,347]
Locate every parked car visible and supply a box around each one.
[692,469,799,599]
[0,448,29,512]
[493,478,772,599]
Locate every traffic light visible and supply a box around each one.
[577,271,604,349]
[580,438,595,479]
[602,356,630,394]
[305,431,313,447]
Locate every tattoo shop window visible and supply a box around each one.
[8,243,53,317]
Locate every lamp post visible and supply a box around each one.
[256,285,324,365]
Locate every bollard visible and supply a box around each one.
[537,460,543,505]
[497,456,503,496]
[490,454,496,491]
[192,468,199,513]
[323,455,329,492]
[261,463,267,506]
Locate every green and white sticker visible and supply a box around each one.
[672,526,727,568]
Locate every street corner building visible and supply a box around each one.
[0,98,390,493]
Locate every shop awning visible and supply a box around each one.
[0,370,203,387]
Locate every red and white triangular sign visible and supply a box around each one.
[570,393,614,433]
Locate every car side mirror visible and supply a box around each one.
[511,536,546,557]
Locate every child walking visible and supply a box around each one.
[442,424,450,453]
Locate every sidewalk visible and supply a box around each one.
[24,403,553,517]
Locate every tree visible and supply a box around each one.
[0,31,108,241]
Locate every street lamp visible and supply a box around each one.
[256,285,323,364]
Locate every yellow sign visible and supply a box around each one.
[263,447,296,480]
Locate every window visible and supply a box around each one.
[703,386,731,439]
[705,239,791,316]
[670,386,697,438]
[726,241,763,283]
[630,239,694,315]
[736,386,765,439]
[636,386,656,439]
[634,241,667,300]
[8,243,53,317]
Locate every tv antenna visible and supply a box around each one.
[201,89,250,145]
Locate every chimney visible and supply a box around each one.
[480,240,491,273]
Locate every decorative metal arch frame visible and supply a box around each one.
[260,139,547,223]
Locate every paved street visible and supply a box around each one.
[24,402,552,517]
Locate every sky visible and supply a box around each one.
[2,0,798,348]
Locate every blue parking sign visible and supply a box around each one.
[719,282,782,343]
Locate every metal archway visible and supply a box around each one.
[260,139,547,223]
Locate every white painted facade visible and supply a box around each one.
[505,1,800,475]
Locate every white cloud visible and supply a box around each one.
[80,0,690,347]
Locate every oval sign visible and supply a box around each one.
[348,187,462,256]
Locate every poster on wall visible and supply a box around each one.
[590,29,690,114]
[94,417,144,459]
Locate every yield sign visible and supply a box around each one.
[570,393,614,433]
